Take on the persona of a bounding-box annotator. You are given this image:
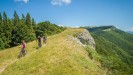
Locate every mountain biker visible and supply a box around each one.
[18,40,26,58]
[37,35,42,48]
[43,36,47,44]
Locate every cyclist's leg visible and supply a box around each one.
[18,50,22,58]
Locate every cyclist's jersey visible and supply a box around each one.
[22,43,26,49]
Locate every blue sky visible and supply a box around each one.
[0,0,133,31]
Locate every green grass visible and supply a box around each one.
[86,26,133,74]
[0,28,104,75]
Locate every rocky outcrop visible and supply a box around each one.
[77,29,95,49]
[68,29,96,49]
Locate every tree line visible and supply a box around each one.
[0,11,65,50]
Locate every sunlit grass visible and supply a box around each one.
[0,28,104,75]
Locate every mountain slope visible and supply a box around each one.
[86,26,133,74]
[0,28,105,75]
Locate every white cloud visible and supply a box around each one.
[51,0,71,6]
[15,0,29,3]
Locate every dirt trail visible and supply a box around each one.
[0,59,18,74]
[0,45,46,74]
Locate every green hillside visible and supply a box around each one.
[0,28,105,75]
[86,26,133,74]
[1,26,133,75]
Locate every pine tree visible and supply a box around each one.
[22,14,25,24]
[3,12,12,48]
[20,14,30,42]
[3,12,7,26]
[32,18,36,30]
[26,13,32,27]
[11,11,20,46]
[0,13,2,25]
[26,13,36,41]
[13,11,19,26]
[2,12,8,47]
[0,13,3,33]
[32,18,36,26]
[0,13,4,49]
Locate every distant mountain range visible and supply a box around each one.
[127,31,133,34]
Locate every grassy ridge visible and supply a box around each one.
[0,28,104,75]
[87,26,133,74]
